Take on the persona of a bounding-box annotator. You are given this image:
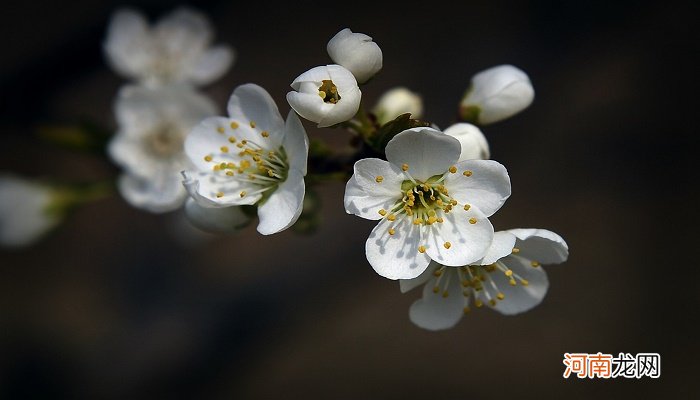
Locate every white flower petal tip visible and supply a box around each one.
[184,198,251,233]
[183,83,309,235]
[287,65,361,127]
[327,28,383,84]
[459,65,534,125]
[104,7,234,86]
[345,127,512,280]
[400,228,568,330]
[109,85,217,213]
[372,87,423,125]
[443,123,490,161]
[0,175,60,247]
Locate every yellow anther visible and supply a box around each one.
[220,162,227,169]
[387,214,396,221]
[520,279,529,286]
[418,245,426,253]
[427,216,437,225]
[436,217,444,223]
[442,291,449,298]
[226,171,234,176]
[512,247,520,254]
[216,192,224,198]
[505,269,513,277]
[509,278,517,286]
[217,127,225,134]
[486,264,496,272]
[463,307,471,314]
[204,155,213,162]
[463,170,473,177]
[227,162,235,168]
[402,163,409,171]
[213,165,221,171]
[249,121,256,128]
[230,121,239,129]
[240,191,247,198]
[318,90,326,98]
[388,228,395,235]
[469,217,477,224]
[531,261,541,267]
[375,176,384,183]
[378,209,387,216]
[443,242,452,249]
[261,131,269,138]
[489,299,497,306]
[220,146,229,153]
[228,136,236,143]
[463,204,471,211]
[449,166,457,173]
[475,300,484,308]
[241,140,247,145]
[497,293,505,300]
[432,286,439,294]
[413,219,423,225]
[434,269,444,277]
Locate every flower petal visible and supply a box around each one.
[344,158,404,220]
[182,170,261,207]
[444,159,511,217]
[399,262,438,293]
[118,173,186,213]
[227,84,285,147]
[103,8,149,79]
[155,7,211,55]
[286,91,330,125]
[424,207,494,267]
[184,198,250,233]
[187,45,235,86]
[282,111,309,175]
[365,217,430,280]
[385,128,461,181]
[184,116,258,171]
[409,270,464,331]
[256,169,305,235]
[477,231,517,265]
[508,228,569,264]
[490,256,549,315]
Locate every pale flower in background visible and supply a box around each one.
[401,229,568,330]
[104,7,235,87]
[0,175,60,247]
[108,84,218,213]
[459,65,534,125]
[372,87,423,125]
[443,122,490,161]
[184,199,251,234]
[344,128,511,280]
[183,83,309,235]
[286,65,361,128]
[327,28,383,84]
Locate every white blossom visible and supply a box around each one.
[184,198,250,233]
[108,84,217,213]
[460,65,534,125]
[0,175,60,247]
[372,87,423,125]
[183,84,309,235]
[344,128,511,280]
[327,28,383,84]
[286,65,361,128]
[104,7,234,87]
[401,229,568,330]
[443,123,490,161]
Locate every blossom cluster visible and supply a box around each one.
[0,7,569,331]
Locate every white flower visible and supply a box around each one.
[401,229,569,331]
[459,65,534,125]
[344,128,511,280]
[184,199,250,233]
[104,7,235,87]
[0,175,60,247]
[443,123,490,161]
[183,83,309,235]
[286,65,361,128]
[108,84,217,213]
[372,87,423,125]
[327,28,383,84]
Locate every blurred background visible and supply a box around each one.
[0,0,695,398]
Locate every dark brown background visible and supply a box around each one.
[0,0,696,398]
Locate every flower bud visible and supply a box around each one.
[372,87,423,125]
[459,65,534,125]
[287,64,361,128]
[443,123,490,161]
[0,175,60,247]
[327,28,382,84]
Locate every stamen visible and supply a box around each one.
[230,121,239,129]
[375,176,384,183]
[469,218,477,224]
[463,170,473,177]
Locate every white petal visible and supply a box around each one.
[399,262,438,293]
[286,91,329,126]
[118,173,186,213]
[508,228,569,264]
[227,84,285,147]
[186,45,234,86]
[256,169,305,235]
[0,175,58,247]
[476,231,517,265]
[317,86,361,128]
[385,128,461,181]
[462,65,534,125]
[424,207,494,267]
[184,116,257,171]
[365,217,430,280]
[409,270,464,331]
[373,87,423,125]
[443,123,490,161]
[184,198,250,233]
[490,257,549,315]
[282,111,309,175]
[155,7,211,56]
[182,170,261,207]
[103,8,150,79]
[344,159,404,220]
[444,159,511,217]
[327,29,383,83]
[114,85,162,134]
[290,65,332,90]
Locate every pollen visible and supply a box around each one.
[520,279,529,286]
[249,121,256,128]
[418,245,426,253]
[489,299,497,306]
[432,286,439,294]
[475,300,484,308]
[240,191,246,198]
[504,269,513,277]
[216,191,224,198]
[375,176,384,183]
[378,209,387,216]
[261,131,269,138]
[512,247,520,254]
[204,155,213,162]
[230,121,239,129]
[387,214,396,221]
[226,171,234,176]
[469,217,477,224]
[443,242,452,249]
[464,204,471,211]
[463,307,471,314]
[449,166,457,173]
[463,170,473,177]
[388,228,395,235]
[228,136,236,143]
[509,278,517,286]
[402,163,409,171]
[442,291,449,298]
[318,90,326,98]
[531,261,540,267]
[220,146,229,153]
[413,219,423,225]
[217,127,225,134]
[497,292,505,300]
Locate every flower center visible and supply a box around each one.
[396,176,456,225]
[146,124,184,157]
[318,80,341,104]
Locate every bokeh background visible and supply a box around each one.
[1,0,695,398]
